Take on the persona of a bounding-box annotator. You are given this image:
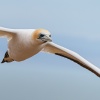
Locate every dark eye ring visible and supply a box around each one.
[49,35,51,37]
[40,34,44,37]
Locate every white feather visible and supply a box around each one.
[0,27,100,77]
[42,42,100,77]
[0,27,44,61]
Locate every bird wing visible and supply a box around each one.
[0,27,16,39]
[42,42,100,77]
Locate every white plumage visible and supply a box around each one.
[0,27,100,77]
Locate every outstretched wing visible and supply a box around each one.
[42,42,100,77]
[0,27,16,39]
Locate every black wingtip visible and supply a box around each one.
[96,73,100,77]
[1,59,5,63]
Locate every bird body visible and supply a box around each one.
[8,29,44,61]
[0,27,100,77]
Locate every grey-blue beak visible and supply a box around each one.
[41,35,52,42]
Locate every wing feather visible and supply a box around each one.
[42,42,100,77]
[0,27,16,38]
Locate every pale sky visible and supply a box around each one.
[0,0,100,100]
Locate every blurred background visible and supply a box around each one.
[0,0,100,100]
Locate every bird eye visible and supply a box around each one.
[39,34,44,37]
[49,35,51,37]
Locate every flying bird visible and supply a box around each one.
[0,27,100,77]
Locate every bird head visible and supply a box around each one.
[32,29,52,44]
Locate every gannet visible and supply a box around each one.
[0,27,100,77]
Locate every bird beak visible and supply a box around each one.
[41,36,52,42]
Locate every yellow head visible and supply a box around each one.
[32,29,52,43]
